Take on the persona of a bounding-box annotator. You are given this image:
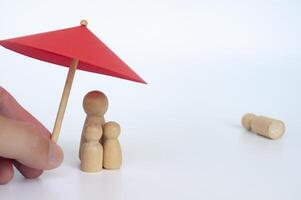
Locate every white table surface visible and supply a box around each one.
[0,0,301,199]
[0,64,300,200]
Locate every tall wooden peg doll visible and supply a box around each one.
[79,91,108,159]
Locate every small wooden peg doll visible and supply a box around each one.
[103,121,122,169]
[80,124,103,172]
[79,91,108,159]
[242,113,285,140]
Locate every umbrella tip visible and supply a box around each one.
[80,19,88,26]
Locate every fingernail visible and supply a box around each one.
[48,141,63,168]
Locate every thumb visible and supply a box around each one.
[0,115,63,170]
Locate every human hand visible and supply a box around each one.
[0,87,63,184]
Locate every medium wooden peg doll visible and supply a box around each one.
[80,124,103,172]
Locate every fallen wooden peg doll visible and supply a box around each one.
[241,113,285,140]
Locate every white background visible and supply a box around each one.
[0,0,301,199]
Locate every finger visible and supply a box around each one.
[0,157,14,184]
[0,87,57,177]
[0,116,63,170]
[13,161,43,179]
[0,87,49,137]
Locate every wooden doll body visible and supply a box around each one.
[103,122,122,169]
[103,139,122,169]
[81,141,103,172]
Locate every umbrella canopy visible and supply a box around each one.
[0,20,145,142]
[0,21,145,84]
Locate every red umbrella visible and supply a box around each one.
[0,20,146,142]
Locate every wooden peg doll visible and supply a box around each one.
[80,124,103,172]
[242,113,285,140]
[103,121,122,169]
[79,91,108,160]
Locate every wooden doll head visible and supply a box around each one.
[241,113,256,130]
[103,121,121,139]
[83,91,108,116]
[84,125,103,141]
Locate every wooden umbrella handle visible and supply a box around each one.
[51,58,79,142]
